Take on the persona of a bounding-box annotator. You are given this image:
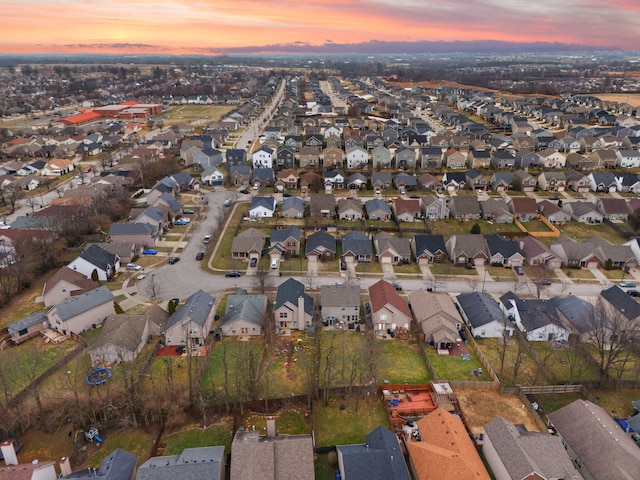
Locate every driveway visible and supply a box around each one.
[381,262,395,279]
[307,256,318,277]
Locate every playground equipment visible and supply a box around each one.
[86,368,111,385]
[84,427,103,444]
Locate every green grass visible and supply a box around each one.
[355,261,383,274]
[84,429,155,468]
[393,262,421,274]
[591,387,640,418]
[203,339,262,402]
[426,345,490,381]
[429,263,477,276]
[163,423,234,455]
[534,392,584,413]
[560,267,595,280]
[377,339,431,384]
[556,221,627,245]
[475,337,541,387]
[314,397,389,447]
[428,219,522,237]
[315,453,339,480]
[530,342,600,383]
[243,409,311,435]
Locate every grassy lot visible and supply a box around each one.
[394,262,421,275]
[518,219,556,233]
[530,342,600,383]
[243,408,311,435]
[591,388,640,418]
[425,345,490,381]
[475,337,541,387]
[0,273,49,327]
[560,267,595,280]
[429,263,478,276]
[534,392,584,413]
[428,219,522,237]
[356,261,383,274]
[163,423,234,455]
[377,339,431,384]
[315,453,339,480]
[158,105,235,126]
[314,397,389,447]
[556,221,627,245]
[0,337,82,398]
[84,429,155,468]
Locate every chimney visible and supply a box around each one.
[60,456,72,476]
[1,441,18,466]
[266,416,277,438]
[297,296,304,330]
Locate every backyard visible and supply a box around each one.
[425,345,490,381]
[475,337,541,387]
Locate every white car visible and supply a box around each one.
[270,258,279,269]
[136,274,146,280]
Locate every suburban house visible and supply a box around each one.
[338,198,364,220]
[616,149,640,168]
[490,172,514,193]
[446,234,489,266]
[562,201,604,224]
[566,170,591,193]
[448,196,481,221]
[457,292,513,338]
[600,285,640,330]
[365,197,392,221]
[588,171,617,192]
[368,279,412,334]
[342,231,373,264]
[67,244,121,281]
[483,416,581,480]
[273,278,314,332]
[220,289,267,337]
[549,295,602,342]
[137,446,225,480]
[275,169,299,191]
[519,236,562,269]
[337,426,411,480]
[371,171,393,191]
[249,196,277,218]
[47,285,115,335]
[310,193,335,218]
[226,148,247,167]
[108,222,157,247]
[230,429,314,480]
[252,146,274,168]
[227,165,250,186]
[596,198,629,221]
[393,198,423,222]
[373,232,411,265]
[513,169,537,192]
[550,236,603,269]
[508,197,538,221]
[408,290,462,352]
[345,145,369,169]
[548,400,640,480]
[346,172,367,190]
[499,291,571,342]
[89,306,169,366]
[537,199,571,224]
[6,311,48,345]
[407,408,491,480]
[305,230,336,260]
[231,228,267,261]
[163,290,216,352]
[372,144,392,168]
[42,265,100,307]
[583,236,636,269]
[323,145,345,168]
[421,194,449,221]
[320,284,361,328]
[270,225,301,257]
[412,235,448,265]
[280,196,305,219]
[443,148,467,169]
[480,198,513,224]
[484,234,525,267]
[252,168,274,188]
[537,171,567,192]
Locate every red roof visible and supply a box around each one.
[62,110,102,125]
[368,279,411,317]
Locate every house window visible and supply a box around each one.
[279,312,288,318]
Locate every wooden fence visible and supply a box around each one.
[462,325,500,384]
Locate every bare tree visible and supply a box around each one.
[509,272,524,295]
[253,266,273,294]
[466,276,480,293]
[426,276,445,293]
[563,337,587,384]
[511,336,528,386]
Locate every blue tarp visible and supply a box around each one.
[615,417,634,433]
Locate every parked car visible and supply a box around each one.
[250,257,258,267]
[392,282,403,291]
[239,189,250,195]
[203,235,212,244]
[223,199,231,207]
[196,252,204,261]
[136,274,146,280]
[174,219,189,225]
[619,281,636,288]
[270,258,279,269]
[628,290,640,297]
[535,279,552,286]
[126,263,143,271]
[168,257,180,264]
[225,270,241,277]
[514,266,525,276]
[142,249,157,255]
[340,261,347,271]
[182,209,195,214]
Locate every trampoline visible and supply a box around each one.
[86,368,111,385]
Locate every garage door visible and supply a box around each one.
[380,256,392,264]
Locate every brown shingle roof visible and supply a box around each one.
[368,279,411,318]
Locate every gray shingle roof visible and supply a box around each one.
[270,225,301,244]
[221,289,267,329]
[457,292,505,329]
[109,222,156,236]
[62,448,137,479]
[305,230,336,256]
[165,289,215,330]
[7,311,47,335]
[274,278,313,317]
[137,446,225,480]
[51,286,114,321]
[342,231,372,256]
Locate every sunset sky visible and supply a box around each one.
[1,0,638,54]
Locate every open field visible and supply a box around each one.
[155,105,235,126]
[455,388,544,434]
[428,219,522,237]
[595,94,640,107]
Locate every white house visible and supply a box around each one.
[616,150,640,168]
[249,196,277,218]
[499,292,571,342]
[252,146,274,168]
[457,292,513,338]
[345,146,369,169]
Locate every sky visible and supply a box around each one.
[1,0,639,55]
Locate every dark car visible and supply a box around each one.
[170,298,180,307]
[628,289,640,297]
[514,266,525,275]
[250,257,258,267]
[549,196,560,201]
[340,261,347,271]
[182,209,195,214]
[239,189,250,195]
[195,252,204,261]
[225,271,241,277]
[392,282,403,291]
[168,257,180,264]
[535,279,552,286]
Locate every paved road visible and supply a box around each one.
[136,187,608,302]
